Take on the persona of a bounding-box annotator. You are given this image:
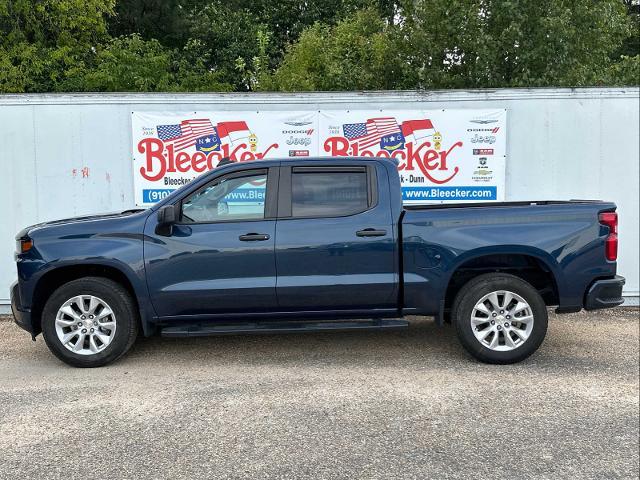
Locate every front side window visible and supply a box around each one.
[181,172,267,223]
[291,170,369,217]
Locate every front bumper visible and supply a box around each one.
[584,275,626,310]
[10,281,33,334]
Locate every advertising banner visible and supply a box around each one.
[319,109,506,203]
[131,109,506,206]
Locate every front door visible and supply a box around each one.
[144,167,278,318]
[274,163,398,312]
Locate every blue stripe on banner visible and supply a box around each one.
[142,188,265,204]
[402,186,497,201]
[143,189,175,203]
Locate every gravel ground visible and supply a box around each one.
[0,308,638,480]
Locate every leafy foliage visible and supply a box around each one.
[0,0,114,92]
[0,0,637,93]
[265,9,406,91]
[604,54,640,85]
[66,34,175,91]
[268,0,637,90]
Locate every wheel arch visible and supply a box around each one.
[30,262,153,336]
[439,247,563,324]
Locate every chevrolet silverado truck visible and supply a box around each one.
[11,157,625,367]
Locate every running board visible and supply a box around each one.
[161,319,409,337]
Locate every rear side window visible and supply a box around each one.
[291,170,369,217]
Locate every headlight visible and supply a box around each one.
[17,238,33,254]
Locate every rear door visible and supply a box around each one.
[274,162,397,312]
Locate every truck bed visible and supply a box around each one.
[400,199,617,316]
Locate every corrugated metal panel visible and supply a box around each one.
[1,87,638,304]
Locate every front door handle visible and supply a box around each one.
[356,228,387,237]
[239,233,270,241]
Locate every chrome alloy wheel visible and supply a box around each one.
[470,290,534,351]
[55,295,117,355]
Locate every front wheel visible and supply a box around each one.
[452,273,548,364]
[41,277,139,367]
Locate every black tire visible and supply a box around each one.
[41,277,139,367]
[452,273,548,364]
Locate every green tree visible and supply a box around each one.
[106,0,400,68]
[267,0,636,90]
[265,8,405,91]
[247,0,399,66]
[620,0,639,57]
[181,2,262,91]
[64,34,233,92]
[176,0,399,90]
[1,0,637,93]
[0,0,114,92]
[172,39,234,92]
[400,0,634,88]
[107,0,196,49]
[65,34,174,91]
[604,54,640,85]
[609,0,640,85]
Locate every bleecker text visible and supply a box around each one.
[324,137,463,184]
[138,138,278,181]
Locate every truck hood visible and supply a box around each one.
[16,209,147,239]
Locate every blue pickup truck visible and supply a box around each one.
[11,157,624,367]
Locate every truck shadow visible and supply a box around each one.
[8,310,635,373]
[123,309,639,373]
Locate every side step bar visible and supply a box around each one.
[161,319,409,337]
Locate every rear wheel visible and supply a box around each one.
[452,273,548,364]
[41,277,138,367]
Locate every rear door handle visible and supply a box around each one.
[239,233,270,241]
[356,228,387,237]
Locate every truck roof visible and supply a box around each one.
[217,156,397,170]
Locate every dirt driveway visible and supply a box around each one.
[0,309,638,479]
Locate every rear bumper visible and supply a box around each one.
[10,281,33,334]
[584,275,626,310]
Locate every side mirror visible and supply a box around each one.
[156,205,178,236]
[157,204,178,225]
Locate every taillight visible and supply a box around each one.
[599,212,618,261]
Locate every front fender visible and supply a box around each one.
[17,214,157,336]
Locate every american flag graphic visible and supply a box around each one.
[343,117,402,150]
[156,119,216,152]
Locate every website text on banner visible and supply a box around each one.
[131,110,506,206]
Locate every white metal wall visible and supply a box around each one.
[1,88,638,305]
